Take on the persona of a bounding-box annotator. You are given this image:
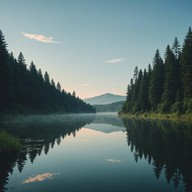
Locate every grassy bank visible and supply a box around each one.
[0,131,21,154]
[119,112,192,121]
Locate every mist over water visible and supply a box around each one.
[0,113,191,192]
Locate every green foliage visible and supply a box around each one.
[170,101,183,114]
[0,30,95,114]
[148,49,164,111]
[181,27,192,100]
[121,27,192,115]
[158,101,171,113]
[0,131,21,154]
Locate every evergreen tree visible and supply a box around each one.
[148,50,164,111]
[132,69,143,112]
[161,45,177,112]
[133,66,139,82]
[0,30,12,112]
[172,37,181,59]
[44,71,50,84]
[18,52,26,68]
[181,27,192,100]
[51,79,56,88]
[138,69,149,111]
[121,27,192,115]
[0,29,95,114]
[56,82,61,92]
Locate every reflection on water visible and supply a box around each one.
[23,173,60,183]
[0,114,95,192]
[0,114,192,192]
[122,118,192,192]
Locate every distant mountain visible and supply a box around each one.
[83,93,126,105]
[93,101,124,112]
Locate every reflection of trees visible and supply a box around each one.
[0,153,18,192]
[122,118,192,192]
[0,114,95,191]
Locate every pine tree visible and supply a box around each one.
[133,69,143,112]
[161,45,177,112]
[148,50,164,111]
[51,79,56,88]
[56,82,61,92]
[181,27,192,100]
[138,69,149,111]
[0,29,95,114]
[133,66,139,82]
[0,30,12,112]
[28,61,40,109]
[44,71,50,84]
[172,37,181,59]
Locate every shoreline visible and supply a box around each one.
[118,112,192,121]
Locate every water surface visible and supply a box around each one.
[0,113,192,192]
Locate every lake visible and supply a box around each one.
[0,113,192,192]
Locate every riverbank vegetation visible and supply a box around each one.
[0,131,21,154]
[121,27,192,118]
[0,30,95,114]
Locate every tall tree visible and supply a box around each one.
[172,37,181,59]
[138,69,149,111]
[0,30,12,112]
[17,52,27,70]
[181,27,192,100]
[148,50,164,111]
[44,71,50,84]
[51,79,56,88]
[56,82,61,92]
[161,45,177,112]
[133,66,139,82]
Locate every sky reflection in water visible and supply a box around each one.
[1,114,190,192]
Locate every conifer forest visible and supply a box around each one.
[0,30,95,114]
[121,27,192,115]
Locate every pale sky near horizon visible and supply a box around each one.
[0,0,192,99]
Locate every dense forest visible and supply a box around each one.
[0,30,95,114]
[121,27,192,115]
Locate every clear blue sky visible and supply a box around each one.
[0,0,192,98]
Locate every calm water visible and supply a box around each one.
[0,113,192,192]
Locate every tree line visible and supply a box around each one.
[121,27,192,115]
[0,30,95,114]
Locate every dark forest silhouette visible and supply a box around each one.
[0,30,95,114]
[121,27,192,115]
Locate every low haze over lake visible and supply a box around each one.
[0,113,192,192]
[1,1,192,192]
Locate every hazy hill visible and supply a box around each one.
[83,93,126,105]
[93,101,124,112]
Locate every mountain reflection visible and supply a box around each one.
[0,114,95,192]
[122,118,192,192]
